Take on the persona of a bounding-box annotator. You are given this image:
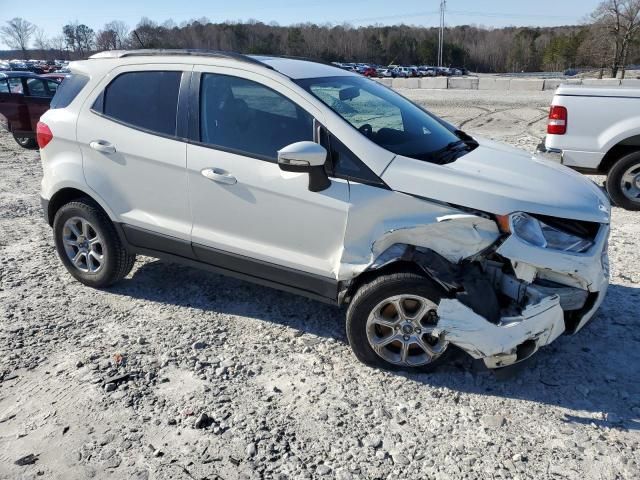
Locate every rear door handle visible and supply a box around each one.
[201,168,237,185]
[90,140,116,154]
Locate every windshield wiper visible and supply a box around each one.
[454,129,479,148]
[430,140,469,164]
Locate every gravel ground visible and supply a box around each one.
[1,89,639,480]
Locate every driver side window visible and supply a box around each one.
[199,73,314,161]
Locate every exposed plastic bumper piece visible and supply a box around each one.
[435,295,566,368]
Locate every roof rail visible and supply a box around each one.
[89,49,274,69]
[251,54,333,67]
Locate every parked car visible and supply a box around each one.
[39,50,610,372]
[0,71,60,148]
[9,61,29,71]
[376,68,393,78]
[418,66,436,77]
[390,66,411,78]
[538,84,640,210]
[361,66,377,77]
[408,66,421,77]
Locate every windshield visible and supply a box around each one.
[295,76,466,163]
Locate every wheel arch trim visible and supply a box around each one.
[598,134,640,173]
[45,184,118,227]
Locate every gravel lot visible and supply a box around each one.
[1,89,639,480]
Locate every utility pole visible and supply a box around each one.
[438,0,446,67]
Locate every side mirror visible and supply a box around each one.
[277,141,331,192]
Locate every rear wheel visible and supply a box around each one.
[53,198,136,288]
[346,272,453,372]
[13,134,37,149]
[606,151,640,211]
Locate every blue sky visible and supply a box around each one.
[1,0,603,41]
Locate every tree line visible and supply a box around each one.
[1,0,639,76]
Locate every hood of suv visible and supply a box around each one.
[381,137,610,223]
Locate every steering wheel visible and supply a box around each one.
[359,123,373,137]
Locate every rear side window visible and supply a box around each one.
[25,78,54,97]
[8,78,23,94]
[0,79,9,93]
[50,74,88,109]
[95,71,182,137]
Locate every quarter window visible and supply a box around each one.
[51,74,88,109]
[98,71,182,137]
[47,80,59,94]
[199,73,313,160]
[0,79,9,93]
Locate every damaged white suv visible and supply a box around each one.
[39,50,610,371]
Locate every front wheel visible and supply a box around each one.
[606,151,640,211]
[346,272,453,372]
[13,134,37,149]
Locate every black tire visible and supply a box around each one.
[53,198,136,288]
[346,272,454,372]
[605,151,640,211]
[13,134,37,149]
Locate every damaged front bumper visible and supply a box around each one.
[436,294,565,369]
[433,224,610,369]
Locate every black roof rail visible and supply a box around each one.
[250,54,333,67]
[89,49,274,70]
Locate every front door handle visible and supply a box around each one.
[90,140,116,154]
[201,168,237,185]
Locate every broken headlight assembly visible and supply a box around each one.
[507,212,593,253]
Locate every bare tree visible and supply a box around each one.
[104,21,129,49]
[33,27,49,51]
[49,35,67,57]
[592,0,640,78]
[578,23,612,77]
[0,17,37,59]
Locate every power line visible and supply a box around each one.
[343,11,440,25]
[447,10,579,20]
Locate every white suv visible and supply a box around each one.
[39,50,610,371]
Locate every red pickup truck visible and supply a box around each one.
[0,71,60,148]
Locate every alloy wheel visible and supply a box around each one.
[620,163,640,204]
[61,217,105,273]
[365,294,448,367]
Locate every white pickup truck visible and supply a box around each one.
[540,85,640,210]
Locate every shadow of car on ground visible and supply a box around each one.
[109,258,640,431]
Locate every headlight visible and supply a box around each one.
[510,213,593,253]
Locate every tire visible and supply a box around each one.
[605,151,640,211]
[13,134,37,149]
[346,272,454,372]
[53,198,136,288]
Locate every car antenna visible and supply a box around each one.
[133,30,145,48]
